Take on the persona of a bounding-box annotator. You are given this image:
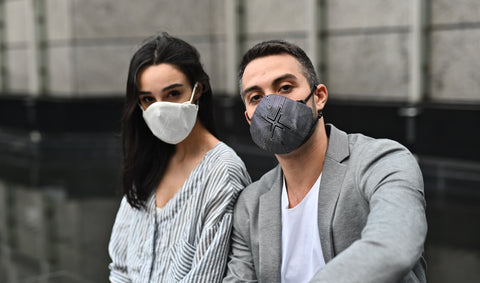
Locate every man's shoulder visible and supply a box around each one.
[340,128,420,180]
[326,124,416,177]
[327,124,411,162]
[236,165,280,205]
[347,131,411,159]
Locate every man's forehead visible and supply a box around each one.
[242,54,304,87]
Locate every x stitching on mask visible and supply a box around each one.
[265,106,291,139]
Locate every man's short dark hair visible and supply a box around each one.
[238,40,319,100]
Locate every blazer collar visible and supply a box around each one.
[257,124,350,278]
[318,124,349,261]
[324,123,350,163]
[258,165,283,283]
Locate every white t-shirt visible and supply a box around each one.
[281,173,325,283]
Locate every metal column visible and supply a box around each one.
[26,0,49,96]
[0,0,8,91]
[401,0,428,145]
[409,0,428,104]
[306,0,327,83]
[225,0,244,96]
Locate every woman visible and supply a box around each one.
[108,33,251,282]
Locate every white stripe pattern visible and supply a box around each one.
[108,142,251,283]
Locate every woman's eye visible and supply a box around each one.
[279,85,293,93]
[168,90,181,97]
[141,96,154,103]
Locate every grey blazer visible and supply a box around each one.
[224,124,427,283]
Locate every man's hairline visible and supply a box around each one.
[239,53,312,102]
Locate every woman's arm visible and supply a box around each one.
[108,197,133,283]
[175,157,251,282]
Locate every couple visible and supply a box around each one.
[108,33,427,283]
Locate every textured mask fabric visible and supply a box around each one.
[142,102,198,144]
[249,94,315,154]
[142,83,199,144]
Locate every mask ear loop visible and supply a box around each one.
[312,85,323,120]
[317,109,323,120]
[185,82,199,104]
[297,85,316,104]
[298,85,323,120]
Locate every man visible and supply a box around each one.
[223,40,427,283]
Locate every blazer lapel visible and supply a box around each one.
[318,124,349,262]
[258,165,283,283]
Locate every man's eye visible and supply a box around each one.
[249,94,263,104]
[279,85,293,93]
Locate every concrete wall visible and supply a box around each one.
[4,0,29,93]
[0,180,118,282]
[430,0,480,102]
[325,1,411,101]
[1,0,479,101]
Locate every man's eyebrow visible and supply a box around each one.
[272,73,298,86]
[242,73,298,97]
[138,83,184,95]
[242,85,262,97]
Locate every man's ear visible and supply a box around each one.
[314,84,328,111]
[244,110,251,125]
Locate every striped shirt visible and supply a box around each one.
[108,142,251,283]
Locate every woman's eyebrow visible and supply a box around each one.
[138,83,184,95]
[162,83,184,92]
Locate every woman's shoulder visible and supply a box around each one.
[110,196,152,236]
[201,142,251,189]
[207,142,247,170]
[116,194,156,217]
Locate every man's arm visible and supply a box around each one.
[310,141,427,283]
[223,193,258,283]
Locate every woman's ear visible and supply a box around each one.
[194,82,203,102]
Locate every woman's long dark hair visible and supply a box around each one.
[122,33,217,209]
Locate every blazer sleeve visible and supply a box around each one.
[108,197,133,283]
[223,190,258,283]
[310,140,427,283]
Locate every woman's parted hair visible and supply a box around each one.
[122,32,216,209]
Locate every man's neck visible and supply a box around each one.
[277,123,328,208]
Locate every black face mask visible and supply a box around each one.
[247,88,322,154]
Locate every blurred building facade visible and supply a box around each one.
[0,0,479,282]
[0,0,479,102]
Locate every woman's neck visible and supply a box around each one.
[154,120,219,209]
[174,120,219,162]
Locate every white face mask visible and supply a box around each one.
[141,82,199,144]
